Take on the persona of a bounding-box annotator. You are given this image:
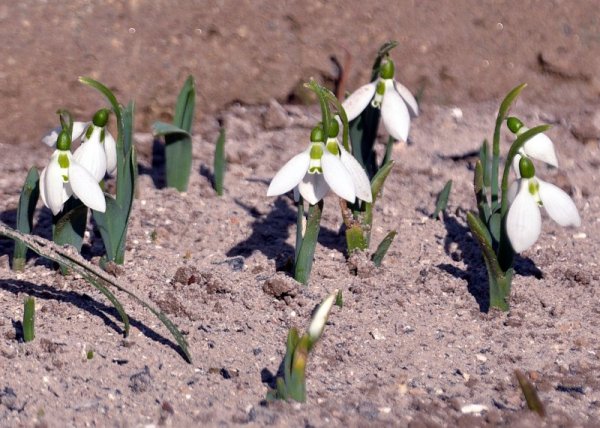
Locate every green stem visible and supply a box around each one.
[294,201,323,285]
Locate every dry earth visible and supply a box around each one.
[0,98,599,426]
[1,1,600,427]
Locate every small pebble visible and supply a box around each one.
[370,329,386,340]
[573,232,587,239]
[461,404,488,414]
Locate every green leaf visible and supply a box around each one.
[370,160,394,203]
[161,76,196,192]
[13,168,39,271]
[466,212,501,278]
[371,230,397,267]
[432,180,452,219]
[284,327,300,385]
[515,369,546,417]
[93,196,126,264]
[53,198,88,253]
[288,335,309,402]
[23,296,35,342]
[151,122,190,138]
[349,104,380,178]
[0,222,191,362]
[214,127,226,196]
[335,290,343,308]
[294,201,323,285]
[173,75,195,133]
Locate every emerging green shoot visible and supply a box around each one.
[22,296,35,343]
[432,180,452,220]
[152,75,196,192]
[213,127,226,196]
[267,290,338,402]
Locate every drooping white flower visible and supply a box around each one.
[342,58,418,142]
[39,131,106,215]
[506,157,580,253]
[43,109,117,179]
[507,117,558,174]
[73,109,117,178]
[267,126,361,205]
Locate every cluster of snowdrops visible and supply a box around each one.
[2,41,581,402]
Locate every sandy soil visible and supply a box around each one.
[1,1,600,427]
[0,97,599,426]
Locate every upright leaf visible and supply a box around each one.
[13,168,39,271]
[214,128,226,195]
[295,201,323,285]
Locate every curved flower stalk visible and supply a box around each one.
[39,130,106,215]
[467,84,581,311]
[506,157,580,253]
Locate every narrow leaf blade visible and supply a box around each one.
[371,230,397,267]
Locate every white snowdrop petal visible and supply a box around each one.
[68,162,106,213]
[538,179,581,227]
[71,121,90,141]
[267,150,311,197]
[298,173,329,205]
[41,128,61,147]
[73,128,107,182]
[342,82,377,121]
[104,131,118,175]
[39,167,48,208]
[381,83,410,142]
[523,132,558,167]
[506,180,541,253]
[339,146,372,203]
[321,151,356,203]
[308,291,338,341]
[44,155,67,215]
[507,180,519,205]
[393,80,419,117]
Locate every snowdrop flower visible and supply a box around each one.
[342,58,418,142]
[267,125,366,205]
[507,117,558,174]
[42,109,117,179]
[73,109,117,180]
[506,157,580,253]
[39,130,106,215]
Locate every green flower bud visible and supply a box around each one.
[310,125,325,143]
[379,59,395,79]
[519,156,535,179]
[507,117,524,134]
[92,108,110,127]
[56,130,71,151]
[328,119,339,138]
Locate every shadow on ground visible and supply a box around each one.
[437,213,542,312]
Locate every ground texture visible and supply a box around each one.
[1,1,600,427]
